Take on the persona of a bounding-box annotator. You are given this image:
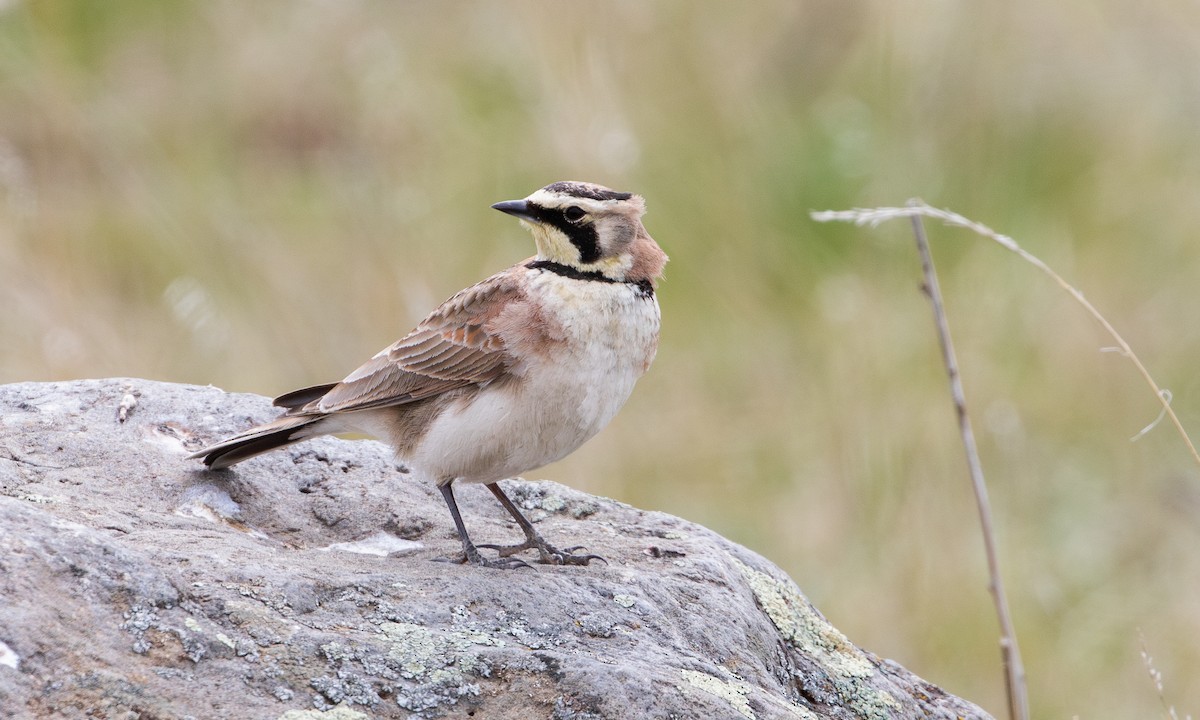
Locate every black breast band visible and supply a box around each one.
[525,260,654,299]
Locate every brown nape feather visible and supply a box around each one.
[191,416,324,470]
[629,227,668,286]
[274,383,338,410]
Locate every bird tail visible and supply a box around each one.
[188,415,328,470]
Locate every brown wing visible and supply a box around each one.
[291,271,525,415]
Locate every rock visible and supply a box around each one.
[0,378,992,719]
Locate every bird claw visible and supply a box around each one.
[544,544,607,566]
[478,540,607,566]
[549,549,607,566]
[487,556,535,570]
[435,546,534,570]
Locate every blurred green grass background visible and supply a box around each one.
[3,1,1200,716]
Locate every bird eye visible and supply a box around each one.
[564,206,586,222]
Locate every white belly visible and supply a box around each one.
[407,274,660,484]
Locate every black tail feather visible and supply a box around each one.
[189,416,324,470]
[274,383,338,410]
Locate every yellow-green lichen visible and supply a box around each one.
[382,622,438,678]
[733,558,900,718]
[681,668,824,720]
[540,494,567,512]
[379,621,504,680]
[680,669,756,719]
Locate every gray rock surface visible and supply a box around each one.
[0,378,992,719]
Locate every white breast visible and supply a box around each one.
[407,270,660,485]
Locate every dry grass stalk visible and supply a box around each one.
[904,208,1028,720]
[810,201,1200,470]
[1140,634,1190,720]
[812,200,1200,720]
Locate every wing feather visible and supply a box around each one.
[291,271,525,415]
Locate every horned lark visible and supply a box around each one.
[190,181,667,569]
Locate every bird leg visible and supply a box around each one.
[437,482,531,569]
[477,481,606,566]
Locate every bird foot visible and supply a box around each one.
[435,544,533,570]
[478,538,607,566]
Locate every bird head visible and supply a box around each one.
[492,181,667,285]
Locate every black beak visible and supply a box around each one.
[491,199,541,224]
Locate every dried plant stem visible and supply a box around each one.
[813,200,1200,720]
[1139,633,1185,720]
[811,201,1200,470]
[908,209,1029,720]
